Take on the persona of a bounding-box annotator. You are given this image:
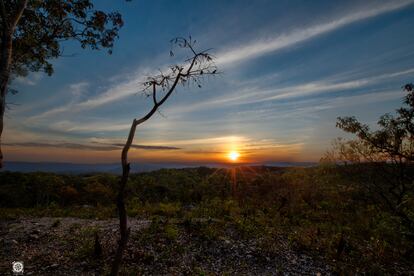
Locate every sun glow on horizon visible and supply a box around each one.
[228,151,240,161]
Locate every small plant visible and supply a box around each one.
[51,218,61,228]
[164,224,179,240]
[71,226,101,260]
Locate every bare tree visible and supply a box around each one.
[110,37,217,275]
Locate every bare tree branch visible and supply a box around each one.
[110,37,218,276]
[11,0,28,30]
[152,83,157,105]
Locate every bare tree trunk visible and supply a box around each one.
[109,84,178,275]
[0,33,12,169]
[0,0,28,168]
[110,120,137,276]
[110,110,160,275]
[109,38,216,275]
[0,97,5,168]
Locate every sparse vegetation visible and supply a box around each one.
[1,165,413,274]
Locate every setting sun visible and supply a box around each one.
[228,151,240,161]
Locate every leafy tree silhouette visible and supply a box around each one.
[0,0,124,168]
[330,82,414,238]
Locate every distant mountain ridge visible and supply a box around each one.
[3,161,316,174]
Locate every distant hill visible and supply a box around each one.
[3,161,316,174]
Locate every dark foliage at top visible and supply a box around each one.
[2,0,123,78]
[0,0,124,169]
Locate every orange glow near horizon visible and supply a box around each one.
[228,151,240,161]
[3,139,316,164]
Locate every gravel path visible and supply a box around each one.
[0,217,331,275]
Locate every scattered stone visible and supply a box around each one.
[0,217,335,275]
[30,234,39,239]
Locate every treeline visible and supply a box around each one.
[0,171,117,208]
[0,166,285,208]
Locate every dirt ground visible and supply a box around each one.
[0,217,331,275]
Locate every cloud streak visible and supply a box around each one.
[5,142,181,151]
[216,0,414,66]
[165,67,414,115]
[110,143,180,150]
[28,0,414,120]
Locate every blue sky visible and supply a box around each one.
[5,0,414,164]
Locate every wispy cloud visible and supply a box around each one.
[216,0,414,66]
[28,67,152,121]
[76,71,147,109]
[5,142,120,151]
[260,68,414,102]
[5,142,181,151]
[111,143,180,150]
[30,66,410,139]
[148,135,250,146]
[27,0,414,120]
[166,68,414,115]
[14,73,43,86]
[70,82,90,99]
[46,120,132,133]
[29,81,90,121]
[230,89,404,122]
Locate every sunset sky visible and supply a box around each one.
[5,0,414,164]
